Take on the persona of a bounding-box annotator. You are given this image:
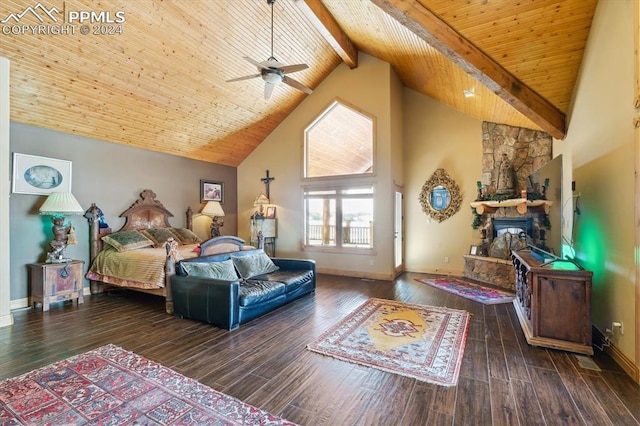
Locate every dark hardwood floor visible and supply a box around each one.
[1,272,639,425]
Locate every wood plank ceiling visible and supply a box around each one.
[0,0,597,167]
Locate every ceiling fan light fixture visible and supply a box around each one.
[262,70,283,84]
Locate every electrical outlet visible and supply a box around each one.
[444,256,450,263]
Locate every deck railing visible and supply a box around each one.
[307,224,371,246]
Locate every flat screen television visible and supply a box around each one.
[526,155,563,260]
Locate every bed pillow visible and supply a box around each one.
[231,251,279,279]
[141,228,182,247]
[101,230,154,252]
[181,260,238,281]
[171,227,202,244]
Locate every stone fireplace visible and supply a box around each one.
[463,122,552,291]
[478,206,550,257]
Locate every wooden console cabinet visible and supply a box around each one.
[511,250,593,355]
[29,260,84,311]
[250,218,277,257]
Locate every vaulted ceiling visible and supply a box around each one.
[0,0,597,167]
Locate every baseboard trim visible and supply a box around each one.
[10,297,28,310]
[316,267,393,281]
[593,326,640,384]
[0,313,14,327]
[316,266,471,282]
[406,267,464,276]
[10,287,91,312]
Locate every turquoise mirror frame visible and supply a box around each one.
[419,168,462,222]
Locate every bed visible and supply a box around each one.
[85,189,248,314]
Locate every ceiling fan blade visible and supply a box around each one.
[226,74,261,83]
[282,76,313,95]
[279,63,309,74]
[243,56,268,71]
[264,82,276,100]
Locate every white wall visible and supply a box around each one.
[238,53,399,279]
[238,53,487,279]
[563,0,636,367]
[403,90,482,274]
[0,57,13,327]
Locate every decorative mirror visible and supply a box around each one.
[419,168,462,222]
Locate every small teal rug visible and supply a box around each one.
[415,277,515,305]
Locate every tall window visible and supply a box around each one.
[303,101,375,252]
[304,187,374,250]
[304,100,374,178]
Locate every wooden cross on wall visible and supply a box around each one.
[261,170,275,199]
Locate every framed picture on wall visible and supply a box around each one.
[200,180,224,203]
[12,153,72,195]
[266,206,276,219]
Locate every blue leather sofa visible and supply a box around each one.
[170,249,316,330]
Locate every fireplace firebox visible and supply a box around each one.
[492,217,533,239]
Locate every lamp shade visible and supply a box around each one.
[253,193,270,207]
[38,192,84,216]
[201,200,225,217]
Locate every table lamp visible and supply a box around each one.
[39,192,84,263]
[252,193,270,218]
[201,200,225,237]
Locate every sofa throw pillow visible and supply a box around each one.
[140,228,182,248]
[231,251,279,279]
[171,227,202,244]
[181,260,238,281]
[101,230,154,252]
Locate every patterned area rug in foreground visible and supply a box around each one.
[307,298,470,386]
[0,344,295,425]
[415,277,515,305]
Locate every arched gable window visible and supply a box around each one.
[304,100,375,178]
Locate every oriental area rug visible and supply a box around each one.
[415,277,515,305]
[0,344,295,425]
[307,298,470,386]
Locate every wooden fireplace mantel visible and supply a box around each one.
[470,198,552,215]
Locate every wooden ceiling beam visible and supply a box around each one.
[295,0,358,69]
[371,0,566,139]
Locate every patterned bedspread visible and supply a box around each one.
[86,244,199,290]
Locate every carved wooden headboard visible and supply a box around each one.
[118,189,174,231]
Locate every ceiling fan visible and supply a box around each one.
[226,0,313,100]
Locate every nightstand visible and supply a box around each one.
[29,260,85,311]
